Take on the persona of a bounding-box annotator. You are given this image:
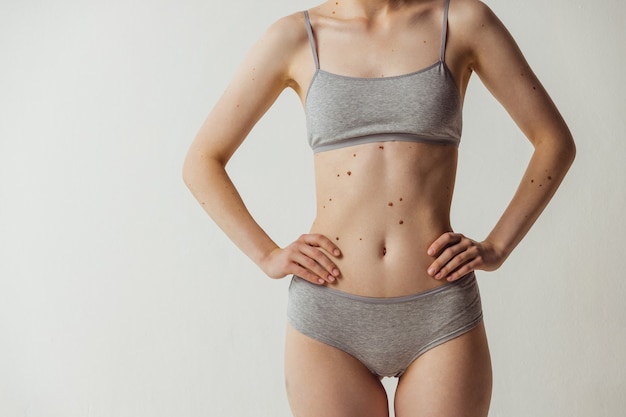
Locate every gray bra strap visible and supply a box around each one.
[303,11,320,69]
[440,0,451,62]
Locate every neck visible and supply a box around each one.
[332,0,425,19]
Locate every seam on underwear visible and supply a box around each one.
[304,68,321,110]
[396,313,484,377]
[287,317,381,375]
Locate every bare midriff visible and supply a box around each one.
[310,140,458,297]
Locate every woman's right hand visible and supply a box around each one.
[260,234,342,285]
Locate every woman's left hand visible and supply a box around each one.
[426,232,504,281]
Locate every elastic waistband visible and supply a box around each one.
[311,132,460,153]
[291,272,475,304]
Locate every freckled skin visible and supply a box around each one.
[312,141,457,296]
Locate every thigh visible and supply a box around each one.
[284,324,389,417]
[394,321,493,417]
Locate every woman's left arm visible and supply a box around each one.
[427,1,576,281]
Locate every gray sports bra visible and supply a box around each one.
[304,0,462,153]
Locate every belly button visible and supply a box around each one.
[382,247,387,256]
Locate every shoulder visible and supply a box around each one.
[448,0,498,22]
[237,12,311,87]
[448,0,503,35]
[447,0,518,68]
[258,12,309,55]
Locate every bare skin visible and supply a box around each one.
[183,0,575,415]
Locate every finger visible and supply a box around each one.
[292,251,337,283]
[300,244,341,278]
[301,234,342,257]
[429,238,477,278]
[427,241,469,278]
[291,263,327,285]
[427,232,462,257]
[435,244,478,278]
[444,256,483,282]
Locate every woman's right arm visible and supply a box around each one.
[182,15,341,285]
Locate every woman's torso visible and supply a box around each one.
[291,1,471,297]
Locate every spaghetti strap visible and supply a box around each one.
[440,0,451,62]
[303,11,320,70]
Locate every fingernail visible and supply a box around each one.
[333,249,341,256]
[327,275,335,282]
[428,267,436,276]
[427,249,434,256]
[332,268,339,276]
[435,272,442,279]
[318,279,325,284]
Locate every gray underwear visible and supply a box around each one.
[287,272,483,378]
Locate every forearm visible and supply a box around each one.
[485,135,576,262]
[183,154,279,268]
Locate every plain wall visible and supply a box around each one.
[0,0,624,416]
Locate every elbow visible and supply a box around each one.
[536,129,576,171]
[561,132,576,169]
[181,150,209,192]
[181,152,196,190]
[181,148,226,191]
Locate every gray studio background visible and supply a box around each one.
[1,0,624,416]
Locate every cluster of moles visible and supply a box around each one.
[321,147,406,255]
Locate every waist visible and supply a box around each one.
[310,212,452,297]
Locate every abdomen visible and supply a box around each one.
[310,140,458,297]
